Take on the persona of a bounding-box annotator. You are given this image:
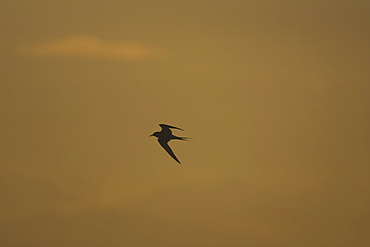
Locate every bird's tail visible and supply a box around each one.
[172,135,192,141]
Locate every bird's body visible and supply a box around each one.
[150,124,190,164]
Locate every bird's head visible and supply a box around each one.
[149,132,160,138]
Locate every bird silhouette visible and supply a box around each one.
[150,124,190,164]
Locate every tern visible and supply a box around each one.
[150,124,190,164]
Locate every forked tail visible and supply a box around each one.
[172,135,192,141]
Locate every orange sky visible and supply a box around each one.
[1,1,369,246]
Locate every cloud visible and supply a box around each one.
[19,36,161,61]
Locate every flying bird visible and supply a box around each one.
[150,124,190,164]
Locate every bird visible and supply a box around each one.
[150,124,190,164]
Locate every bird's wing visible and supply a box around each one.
[158,139,181,164]
[159,124,184,131]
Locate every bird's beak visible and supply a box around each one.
[149,134,153,137]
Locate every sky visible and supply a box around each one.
[1,0,369,246]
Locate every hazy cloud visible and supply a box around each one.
[19,36,161,61]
